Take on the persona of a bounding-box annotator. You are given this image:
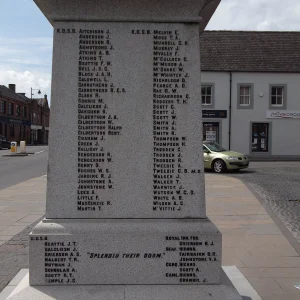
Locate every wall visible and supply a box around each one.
[200,71,300,157]
[0,95,31,143]
[231,72,300,156]
[201,72,230,149]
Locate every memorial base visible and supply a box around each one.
[5,269,243,300]
[29,219,222,285]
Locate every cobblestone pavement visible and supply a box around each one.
[226,161,300,244]
[0,218,43,292]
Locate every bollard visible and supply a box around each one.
[10,141,17,154]
[20,141,26,153]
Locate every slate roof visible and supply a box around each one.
[17,93,31,102]
[200,31,300,73]
[0,85,28,103]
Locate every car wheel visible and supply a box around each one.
[213,159,226,173]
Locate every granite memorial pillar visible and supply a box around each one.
[8,0,243,298]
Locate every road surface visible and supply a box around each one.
[0,146,48,190]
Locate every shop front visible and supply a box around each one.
[251,123,269,153]
[202,110,227,145]
[0,116,31,143]
[203,122,219,143]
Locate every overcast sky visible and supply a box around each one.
[1,0,300,102]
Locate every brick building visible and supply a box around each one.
[30,95,50,144]
[0,84,31,143]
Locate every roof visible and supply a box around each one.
[200,31,300,73]
[17,93,31,102]
[0,85,28,103]
[32,97,50,109]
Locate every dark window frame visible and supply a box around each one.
[23,106,27,118]
[10,124,15,137]
[16,105,21,117]
[8,103,14,116]
[0,100,6,114]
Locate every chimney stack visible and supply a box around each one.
[8,84,16,92]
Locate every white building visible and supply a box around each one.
[200,31,300,159]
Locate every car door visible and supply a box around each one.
[203,145,211,169]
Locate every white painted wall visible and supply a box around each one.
[201,72,230,149]
[201,71,300,156]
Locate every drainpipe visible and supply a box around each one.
[229,72,232,150]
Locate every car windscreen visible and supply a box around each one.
[205,142,227,152]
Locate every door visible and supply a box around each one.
[252,123,269,152]
[203,122,219,143]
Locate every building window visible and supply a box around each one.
[10,124,14,137]
[271,87,283,106]
[269,84,287,109]
[23,106,27,118]
[8,103,14,115]
[237,84,254,109]
[1,101,6,113]
[201,84,214,107]
[16,105,21,116]
[33,112,37,123]
[240,86,251,105]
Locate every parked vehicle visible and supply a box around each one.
[203,141,249,173]
[0,136,11,150]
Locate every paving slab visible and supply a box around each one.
[0,177,46,244]
[206,174,300,300]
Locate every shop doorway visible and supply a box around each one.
[203,122,219,143]
[252,123,269,152]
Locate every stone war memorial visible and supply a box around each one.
[6,0,243,299]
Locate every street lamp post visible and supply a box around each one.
[30,87,41,145]
[31,87,41,100]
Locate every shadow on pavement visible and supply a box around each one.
[232,170,257,174]
[204,169,257,174]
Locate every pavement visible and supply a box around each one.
[227,162,300,245]
[0,174,299,299]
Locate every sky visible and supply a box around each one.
[1,0,300,103]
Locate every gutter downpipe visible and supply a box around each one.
[229,71,232,150]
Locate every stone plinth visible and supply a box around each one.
[6,270,243,300]
[29,219,221,285]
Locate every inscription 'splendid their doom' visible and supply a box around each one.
[47,22,205,218]
[30,231,221,285]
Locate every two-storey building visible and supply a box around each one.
[30,95,50,144]
[200,31,300,159]
[0,84,31,143]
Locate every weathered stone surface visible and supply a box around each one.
[29,219,222,285]
[46,21,206,219]
[7,269,243,300]
[34,0,220,29]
